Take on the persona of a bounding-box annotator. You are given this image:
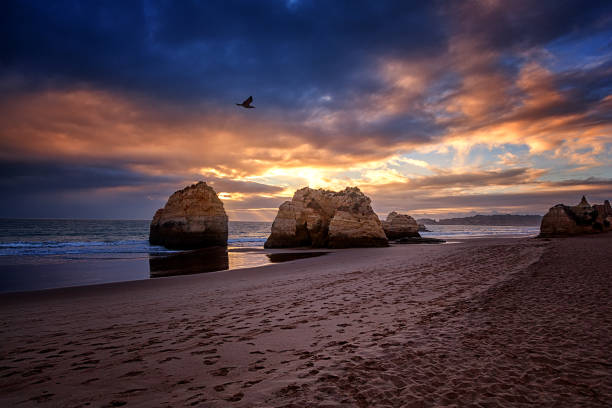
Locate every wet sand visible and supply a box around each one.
[0,235,610,407]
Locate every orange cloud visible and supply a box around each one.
[1,50,610,220]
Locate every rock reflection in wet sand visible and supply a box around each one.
[149,248,328,278]
[149,246,229,278]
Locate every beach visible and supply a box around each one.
[1,234,611,407]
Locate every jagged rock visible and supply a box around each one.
[149,182,228,249]
[539,196,612,237]
[382,212,420,239]
[594,200,612,227]
[265,187,388,248]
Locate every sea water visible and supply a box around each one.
[0,219,539,293]
[0,220,271,293]
[0,219,269,257]
[420,224,540,239]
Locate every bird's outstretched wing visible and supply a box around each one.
[243,96,253,105]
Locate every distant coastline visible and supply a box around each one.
[417,214,542,226]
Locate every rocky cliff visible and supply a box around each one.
[539,196,612,237]
[149,182,228,249]
[264,187,388,248]
[382,212,420,239]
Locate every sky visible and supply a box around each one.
[1,0,611,221]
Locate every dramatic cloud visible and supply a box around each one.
[0,161,179,193]
[366,177,612,218]
[1,0,611,219]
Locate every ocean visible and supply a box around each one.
[0,219,540,293]
[420,224,540,239]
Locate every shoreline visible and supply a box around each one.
[0,246,335,295]
[0,219,539,294]
[1,235,610,407]
[0,236,532,296]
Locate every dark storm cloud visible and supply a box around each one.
[0,161,282,194]
[505,61,612,125]
[0,161,174,218]
[0,1,150,91]
[0,160,287,218]
[0,0,445,106]
[557,61,612,101]
[2,0,612,219]
[0,161,178,193]
[549,177,612,187]
[1,0,611,141]
[445,0,612,50]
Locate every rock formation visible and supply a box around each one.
[264,187,388,248]
[149,182,228,249]
[382,212,420,239]
[539,196,612,237]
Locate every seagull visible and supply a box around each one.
[236,96,255,108]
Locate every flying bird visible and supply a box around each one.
[236,96,255,108]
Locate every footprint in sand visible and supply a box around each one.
[248,365,265,371]
[242,379,262,388]
[203,359,219,365]
[210,367,234,376]
[158,356,180,363]
[120,370,144,378]
[28,393,54,403]
[225,392,244,402]
[105,400,127,407]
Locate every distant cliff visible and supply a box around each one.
[417,214,542,226]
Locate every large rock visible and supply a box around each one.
[539,196,612,237]
[265,187,388,248]
[382,211,420,239]
[149,182,228,249]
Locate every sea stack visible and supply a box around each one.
[539,196,612,237]
[149,182,228,249]
[382,212,420,239]
[265,187,388,249]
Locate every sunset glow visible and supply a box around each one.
[1,1,611,220]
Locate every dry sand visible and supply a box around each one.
[0,235,611,407]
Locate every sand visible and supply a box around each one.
[0,235,611,407]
